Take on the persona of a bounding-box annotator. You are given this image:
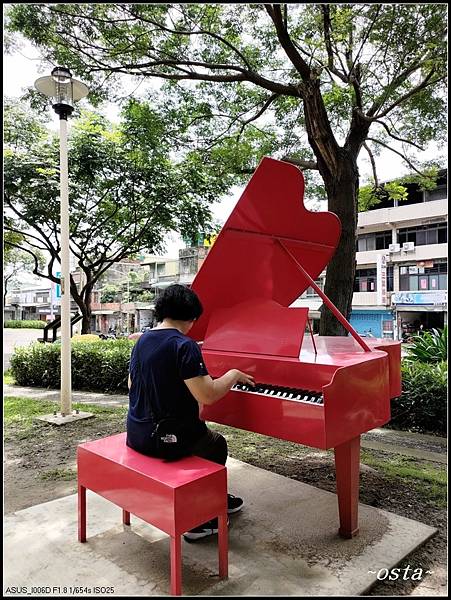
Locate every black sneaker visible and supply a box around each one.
[227,494,244,514]
[183,517,229,542]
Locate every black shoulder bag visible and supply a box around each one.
[134,339,193,461]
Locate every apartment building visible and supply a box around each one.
[4,285,56,322]
[295,169,447,339]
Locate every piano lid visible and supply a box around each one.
[189,156,341,341]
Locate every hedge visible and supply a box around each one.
[389,361,447,436]
[10,338,134,394]
[5,320,47,329]
[10,338,448,435]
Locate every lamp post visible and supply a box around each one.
[35,67,89,418]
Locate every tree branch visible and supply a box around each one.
[265,4,311,80]
[363,142,379,188]
[321,5,348,84]
[5,241,47,279]
[238,93,279,135]
[374,70,443,119]
[280,156,318,170]
[373,118,425,150]
[366,137,425,176]
[367,60,436,118]
[122,4,254,70]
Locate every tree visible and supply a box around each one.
[3,243,45,307]
[4,100,228,332]
[6,4,447,335]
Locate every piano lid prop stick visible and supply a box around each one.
[307,317,318,355]
[275,238,372,353]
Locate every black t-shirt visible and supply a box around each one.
[126,328,208,455]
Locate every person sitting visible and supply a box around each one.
[126,284,255,541]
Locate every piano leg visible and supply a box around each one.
[334,435,360,539]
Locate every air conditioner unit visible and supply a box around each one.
[388,243,401,253]
[402,242,415,252]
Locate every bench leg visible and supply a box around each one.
[78,484,86,543]
[170,535,182,596]
[218,512,228,579]
[122,509,131,526]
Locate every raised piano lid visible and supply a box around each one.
[189,156,341,342]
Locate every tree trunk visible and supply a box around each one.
[81,310,91,335]
[300,78,367,336]
[70,275,93,334]
[319,153,359,336]
[80,285,93,334]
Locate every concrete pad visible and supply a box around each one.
[4,458,436,596]
[36,411,94,425]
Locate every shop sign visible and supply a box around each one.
[392,291,447,306]
[376,254,388,305]
[55,271,61,298]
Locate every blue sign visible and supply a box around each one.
[56,271,61,299]
[392,291,447,306]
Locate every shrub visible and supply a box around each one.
[71,334,102,343]
[5,320,46,329]
[404,326,447,363]
[10,338,134,393]
[389,360,447,435]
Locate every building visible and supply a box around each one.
[91,259,152,333]
[4,285,55,322]
[178,246,210,285]
[295,169,447,339]
[4,282,80,323]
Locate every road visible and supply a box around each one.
[3,328,43,372]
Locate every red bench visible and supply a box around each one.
[77,432,228,595]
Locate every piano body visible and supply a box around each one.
[188,157,401,538]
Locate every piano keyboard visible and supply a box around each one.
[231,383,324,405]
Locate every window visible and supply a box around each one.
[354,268,377,292]
[438,227,447,243]
[305,280,324,297]
[425,185,447,202]
[356,231,391,252]
[387,266,394,292]
[399,262,447,291]
[398,223,447,246]
[376,231,392,250]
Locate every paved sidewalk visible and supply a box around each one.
[4,383,447,596]
[3,383,128,408]
[4,384,447,463]
[4,458,437,597]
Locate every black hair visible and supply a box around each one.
[154,284,203,323]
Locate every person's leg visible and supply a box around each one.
[184,428,243,541]
[189,427,228,465]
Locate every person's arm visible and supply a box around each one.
[184,369,255,406]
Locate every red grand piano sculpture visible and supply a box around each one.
[189,156,401,539]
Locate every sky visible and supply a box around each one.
[4,35,447,264]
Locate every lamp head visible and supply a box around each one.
[34,66,89,120]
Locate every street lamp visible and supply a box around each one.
[35,67,89,418]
